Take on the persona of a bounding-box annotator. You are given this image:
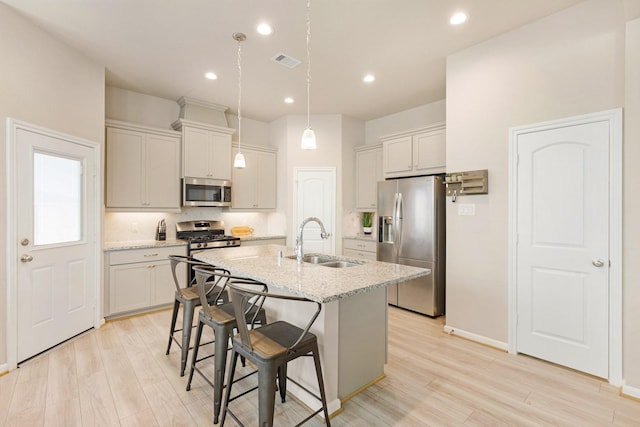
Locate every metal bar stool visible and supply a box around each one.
[187,266,268,424]
[165,255,229,376]
[220,282,332,427]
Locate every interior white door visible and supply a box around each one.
[515,120,609,378]
[15,127,97,362]
[294,168,335,254]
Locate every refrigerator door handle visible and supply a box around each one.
[396,192,403,257]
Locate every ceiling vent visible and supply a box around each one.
[272,53,301,69]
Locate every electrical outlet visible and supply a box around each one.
[457,204,475,216]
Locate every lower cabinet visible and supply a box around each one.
[105,246,186,317]
[343,238,377,261]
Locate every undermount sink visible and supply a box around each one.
[286,254,364,268]
[317,260,360,268]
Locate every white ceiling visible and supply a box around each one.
[2,0,585,122]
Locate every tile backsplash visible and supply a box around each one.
[104,208,286,242]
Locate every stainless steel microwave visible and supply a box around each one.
[182,178,232,207]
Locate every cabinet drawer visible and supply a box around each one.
[108,246,185,265]
[343,239,376,253]
[343,249,377,261]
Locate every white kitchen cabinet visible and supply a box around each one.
[343,238,377,261]
[105,245,186,317]
[355,144,382,211]
[172,119,234,180]
[231,143,277,210]
[106,120,181,210]
[382,123,446,178]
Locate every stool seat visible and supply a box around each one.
[244,321,315,361]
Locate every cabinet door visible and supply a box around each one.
[383,136,413,177]
[106,128,144,207]
[145,134,181,209]
[413,129,446,174]
[183,126,211,178]
[109,263,151,314]
[355,147,382,210]
[209,132,232,180]
[231,149,257,208]
[150,261,175,306]
[255,150,277,209]
[231,148,276,209]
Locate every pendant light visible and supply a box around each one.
[233,32,246,168]
[301,0,316,150]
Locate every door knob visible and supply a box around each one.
[20,254,33,263]
[592,259,605,268]
[20,238,29,246]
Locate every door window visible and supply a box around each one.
[33,152,83,246]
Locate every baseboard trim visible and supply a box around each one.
[622,383,640,400]
[0,364,8,375]
[443,325,508,352]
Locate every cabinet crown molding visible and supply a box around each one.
[354,143,382,152]
[171,118,234,134]
[176,96,228,112]
[105,119,181,138]
[379,122,445,142]
[232,142,277,153]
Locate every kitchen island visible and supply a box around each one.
[195,244,430,416]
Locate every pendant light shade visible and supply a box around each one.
[233,32,246,168]
[301,128,316,150]
[233,151,246,168]
[301,0,316,150]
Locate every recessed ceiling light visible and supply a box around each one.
[284,97,294,104]
[257,23,273,35]
[450,12,467,25]
[205,72,218,80]
[363,74,375,83]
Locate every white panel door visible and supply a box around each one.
[16,128,97,362]
[294,168,335,255]
[516,120,609,378]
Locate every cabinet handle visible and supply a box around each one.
[144,253,159,257]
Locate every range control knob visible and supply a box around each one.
[196,243,202,248]
[203,242,208,248]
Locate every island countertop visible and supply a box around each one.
[194,244,430,303]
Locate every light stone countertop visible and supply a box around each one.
[103,239,188,251]
[194,244,430,303]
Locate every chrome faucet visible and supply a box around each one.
[295,217,330,263]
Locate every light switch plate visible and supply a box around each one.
[457,204,475,216]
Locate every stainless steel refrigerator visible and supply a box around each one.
[377,175,445,316]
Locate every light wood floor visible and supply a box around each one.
[1,306,639,426]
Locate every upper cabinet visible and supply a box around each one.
[106,120,181,211]
[231,144,277,210]
[382,123,446,178]
[172,119,234,180]
[355,144,382,211]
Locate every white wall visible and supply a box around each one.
[623,16,640,391]
[365,100,446,145]
[0,3,105,366]
[445,0,625,363]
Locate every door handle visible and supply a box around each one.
[592,259,605,268]
[20,254,33,263]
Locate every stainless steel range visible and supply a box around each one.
[176,220,240,281]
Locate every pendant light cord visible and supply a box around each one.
[237,38,242,151]
[306,0,311,129]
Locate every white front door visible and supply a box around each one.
[14,125,97,362]
[514,119,611,378]
[294,168,335,255]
